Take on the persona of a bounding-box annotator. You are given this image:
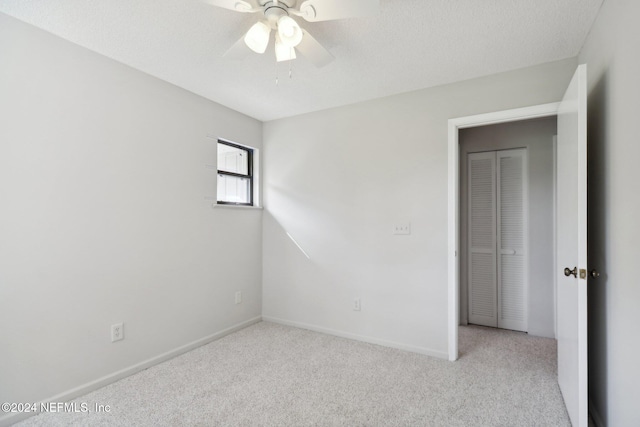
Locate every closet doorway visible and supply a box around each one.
[459,117,557,337]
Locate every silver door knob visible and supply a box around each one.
[564,267,577,278]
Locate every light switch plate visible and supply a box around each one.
[393,223,411,235]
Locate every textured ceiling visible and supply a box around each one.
[0,0,603,121]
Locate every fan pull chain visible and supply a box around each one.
[274,57,294,86]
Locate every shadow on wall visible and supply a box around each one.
[586,68,608,425]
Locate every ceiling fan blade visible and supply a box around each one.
[204,0,260,13]
[296,29,334,68]
[223,34,252,60]
[297,0,379,22]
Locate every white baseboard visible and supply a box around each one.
[589,398,606,427]
[0,316,262,427]
[262,315,448,360]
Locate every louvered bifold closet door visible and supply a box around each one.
[497,149,528,332]
[468,152,497,327]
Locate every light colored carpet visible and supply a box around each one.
[16,322,570,426]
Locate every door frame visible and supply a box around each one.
[447,102,560,361]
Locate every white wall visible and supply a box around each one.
[262,58,577,357]
[578,0,640,425]
[459,117,557,338]
[0,13,262,423]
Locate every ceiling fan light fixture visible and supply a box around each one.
[275,35,297,62]
[244,21,271,54]
[277,16,303,48]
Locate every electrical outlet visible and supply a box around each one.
[235,291,242,305]
[393,222,411,235]
[111,323,124,342]
[353,298,361,311]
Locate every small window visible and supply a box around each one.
[217,140,254,206]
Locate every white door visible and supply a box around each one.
[497,149,528,332]
[468,149,528,332]
[468,152,497,327]
[556,64,588,427]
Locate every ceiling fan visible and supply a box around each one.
[207,0,379,67]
